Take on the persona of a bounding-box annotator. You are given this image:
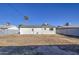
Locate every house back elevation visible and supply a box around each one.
[19,23,56,34]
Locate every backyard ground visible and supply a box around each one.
[0,34,79,46]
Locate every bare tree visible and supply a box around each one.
[64,22,70,26]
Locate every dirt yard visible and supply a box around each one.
[0,34,79,46]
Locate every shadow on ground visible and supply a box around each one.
[0,45,79,55]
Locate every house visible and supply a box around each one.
[0,24,19,35]
[56,26,79,36]
[19,23,56,34]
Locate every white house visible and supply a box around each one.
[0,24,19,35]
[19,24,56,34]
[56,26,79,36]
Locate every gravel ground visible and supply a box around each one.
[0,34,79,46]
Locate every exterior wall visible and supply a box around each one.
[56,28,79,36]
[42,28,56,34]
[20,28,56,34]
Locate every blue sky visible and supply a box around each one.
[0,3,79,26]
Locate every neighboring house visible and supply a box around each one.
[56,26,79,36]
[19,24,56,34]
[0,24,19,35]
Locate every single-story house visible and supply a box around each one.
[19,24,56,34]
[0,24,19,35]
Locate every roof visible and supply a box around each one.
[0,25,18,29]
[19,24,55,28]
[57,26,79,29]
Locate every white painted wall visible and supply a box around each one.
[56,28,79,36]
[20,28,56,34]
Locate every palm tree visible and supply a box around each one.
[24,16,29,25]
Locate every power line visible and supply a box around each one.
[7,3,24,17]
[7,4,29,25]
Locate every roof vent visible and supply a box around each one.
[6,22,11,26]
[42,22,48,26]
[44,22,48,25]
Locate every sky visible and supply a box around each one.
[0,3,79,26]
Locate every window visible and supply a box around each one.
[44,28,46,30]
[32,28,34,31]
[50,28,54,31]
